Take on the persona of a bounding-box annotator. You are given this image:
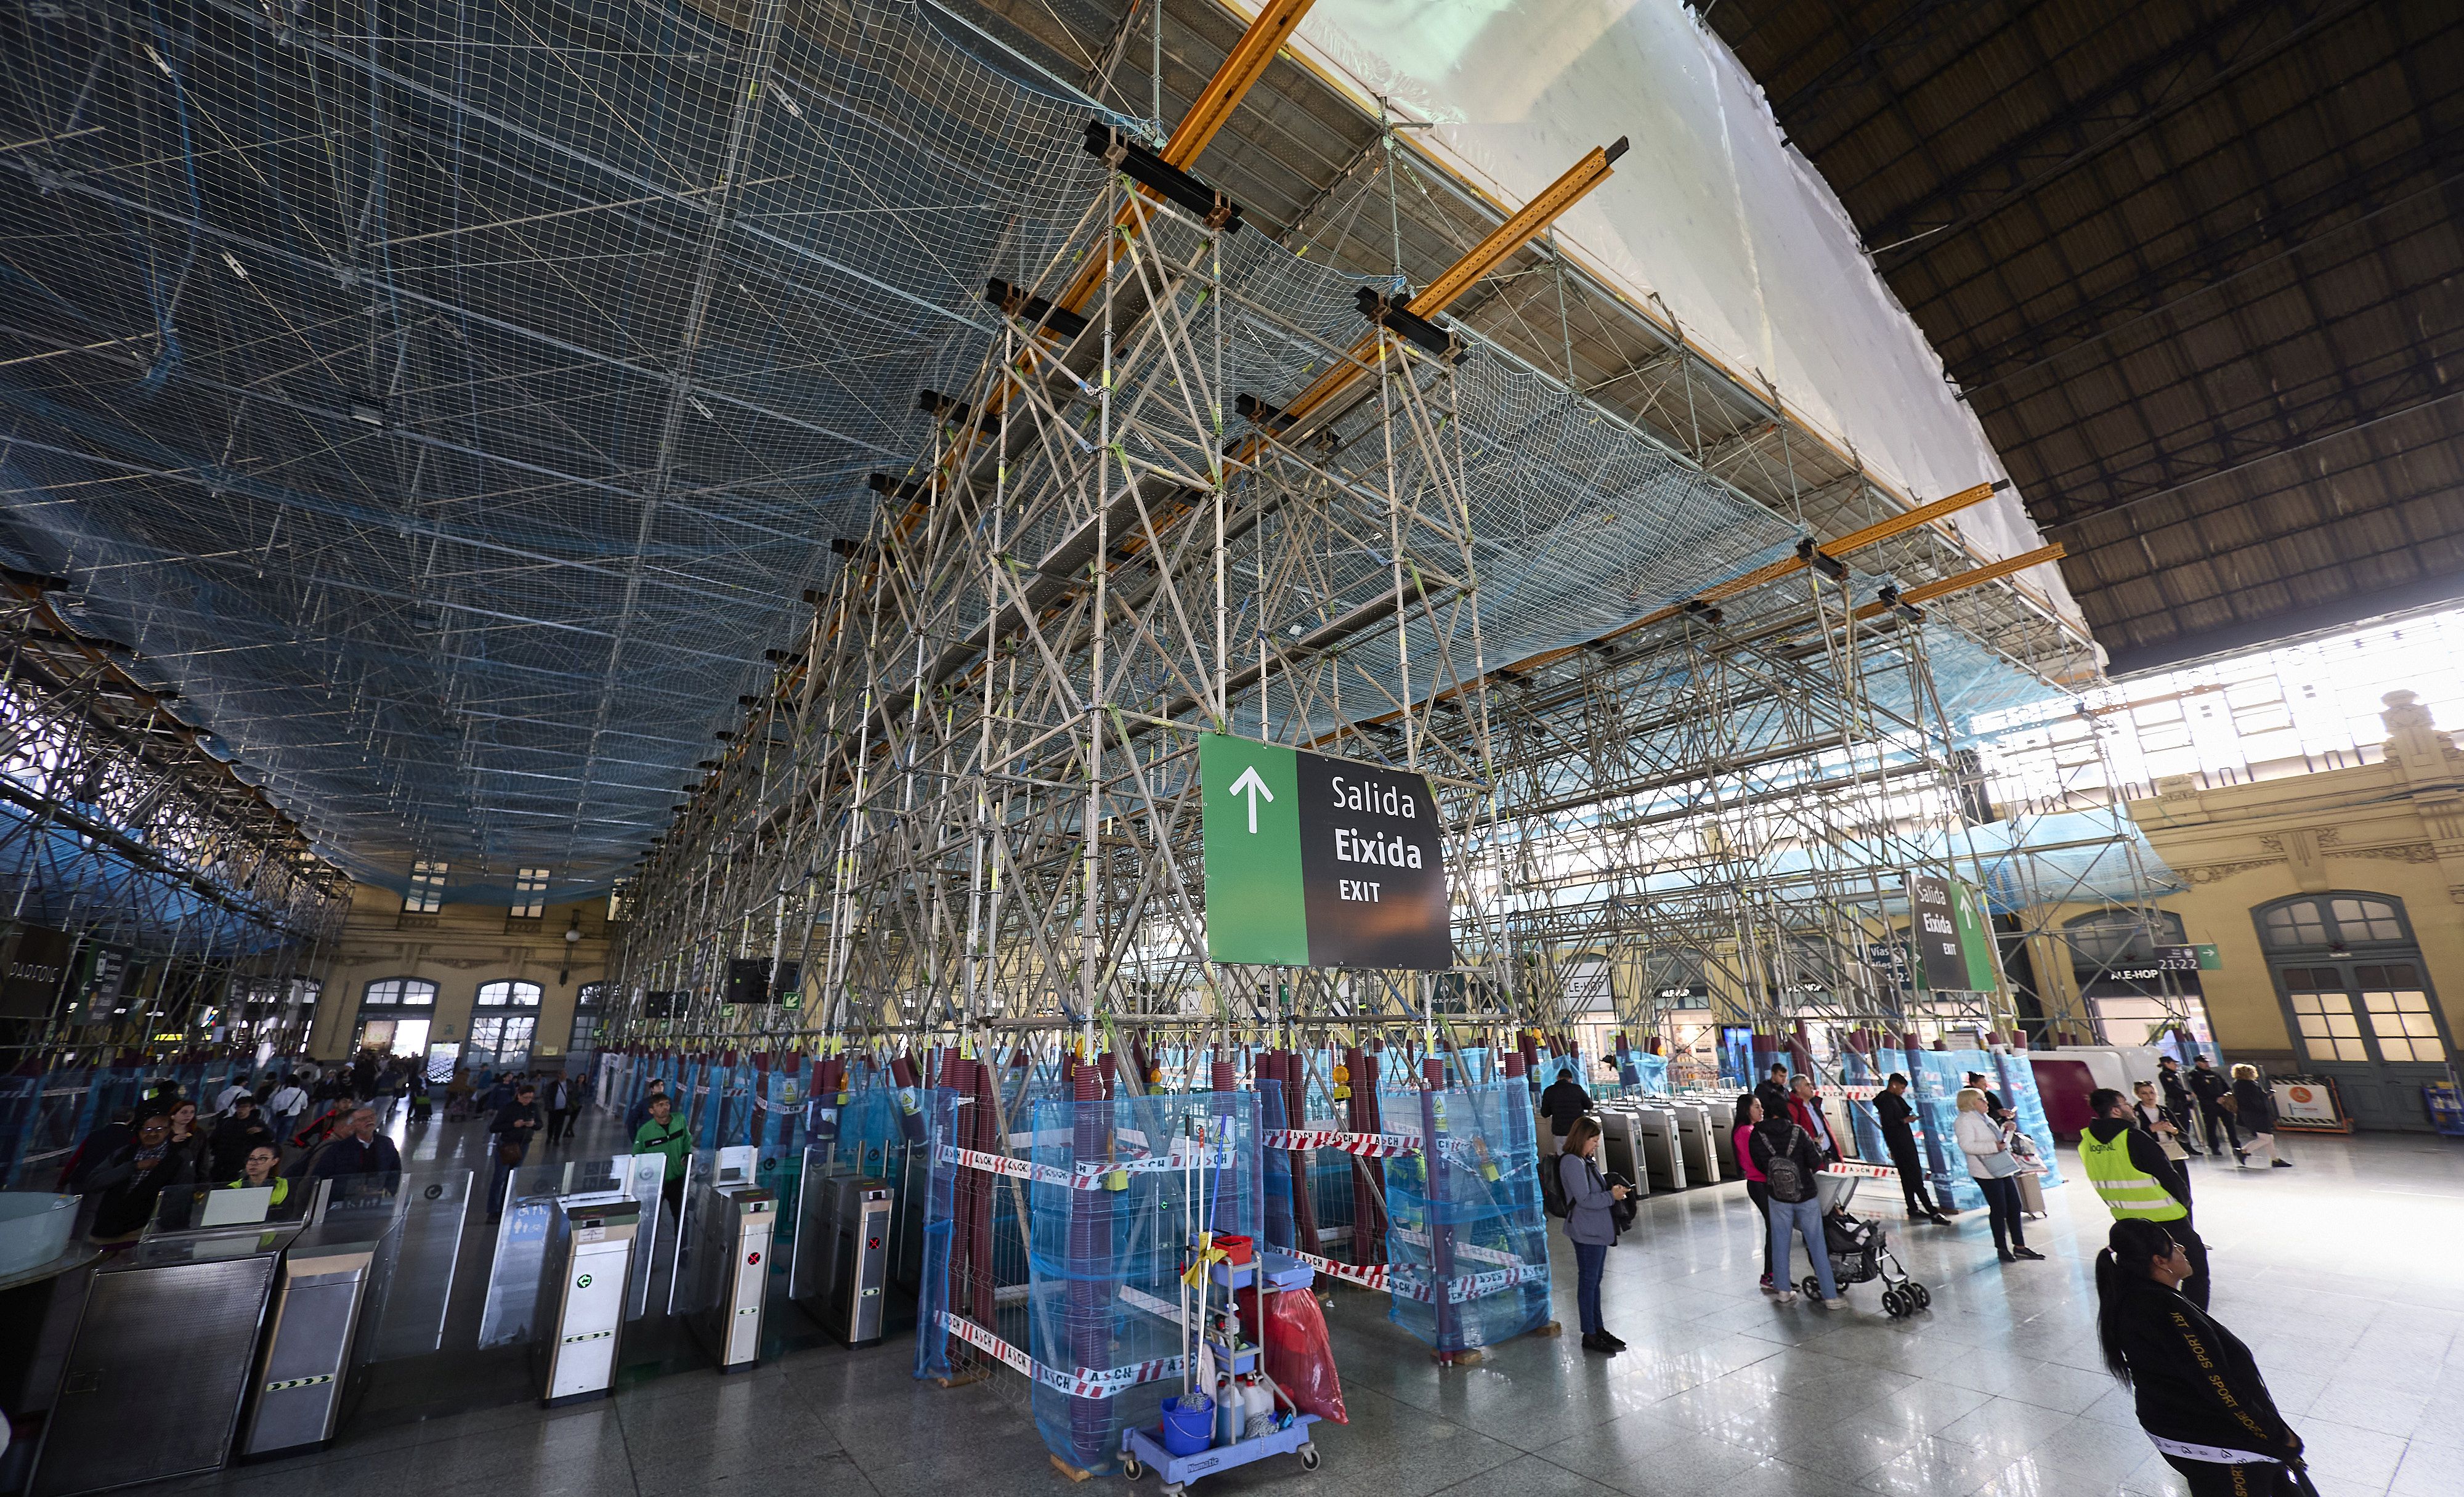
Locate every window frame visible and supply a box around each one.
[511,867,552,920]
[404,859,449,914]
[475,979,543,1008]
[2256,892,2451,1073]
[360,975,439,1009]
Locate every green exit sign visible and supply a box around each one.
[1199,734,1449,970]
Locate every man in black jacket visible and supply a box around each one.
[208,1095,278,1179]
[1754,1062,1793,1125]
[2186,1055,2240,1159]
[1538,1066,1591,1138]
[2083,1089,2208,1307]
[307,1107,403,1182]
[2156,1057,2202,1156]
[1873,1074,1953,1223]
[486,1083,543,1222]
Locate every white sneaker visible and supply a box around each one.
[1822,1297,1849,1310]
[1775,1291,1799,1305]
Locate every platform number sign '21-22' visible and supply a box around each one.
[1199,733,1449,970]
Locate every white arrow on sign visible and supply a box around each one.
[1228,765,1274,834]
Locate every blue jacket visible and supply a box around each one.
[1558,1150,1619,1246]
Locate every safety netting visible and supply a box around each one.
[1907,1047,2064,1214]
[0,0,2062,888]
[1377,1079,1550,1355]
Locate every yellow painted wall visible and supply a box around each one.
[308,882,611,1067]
[2113,690,2464,1069]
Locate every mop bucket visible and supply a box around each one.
[1160,1394,1215,1455]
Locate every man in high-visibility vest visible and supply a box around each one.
[2081,1087,2209,1307]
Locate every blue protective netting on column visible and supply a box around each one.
[914,1087,963,1384]
[1380,1081,1550,1354]
[1841,1049,1890,1165]
[1912,1050,1985,1213]
[1026,1090,1261,1477]
[1993,1052,2065,1188]
[1258,1076,1296,1252]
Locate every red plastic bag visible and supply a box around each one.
[1239,1287,1348,1425]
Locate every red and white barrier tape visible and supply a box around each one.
[1391,1260,1551,1305]
[1390,1227,1523,1268]
[1280,1248,1389,1291]
[1261,1127,1420,1158]
[1820,1162,1898,1179]
[939,1313,1183,1397]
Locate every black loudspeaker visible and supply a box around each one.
[726,959,771,1005]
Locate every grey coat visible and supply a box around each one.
[1558,1150,1619,1246]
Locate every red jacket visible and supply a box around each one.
[1787,1096,1841,1160]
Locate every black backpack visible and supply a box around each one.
[1762,1124,1815,1204]
[1542,1150,1572,1219]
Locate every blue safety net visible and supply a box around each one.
[1379,1081,1549,1354]
[1839,1049,1891,1166]
[1992,1052,2064,1188]
[1911,1050,1984,1213]
[1021,1089,1261,1476]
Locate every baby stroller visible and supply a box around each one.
[1799,1188,1929,1318]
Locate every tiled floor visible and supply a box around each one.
[159,1128,2464,1497]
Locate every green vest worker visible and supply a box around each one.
[2080,1087,2209,1307]
[634,1095,691,1217]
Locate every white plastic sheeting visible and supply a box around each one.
[1278,0,2088,638]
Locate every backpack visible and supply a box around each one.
[1541,1150,1572,1219]
[1762,1124,1815,1204]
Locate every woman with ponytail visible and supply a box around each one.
[2095,1219,2312,1495]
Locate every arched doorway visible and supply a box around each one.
[2256,893,2451,1131]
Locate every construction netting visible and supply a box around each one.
[1377,1079,1550,1355]
[0,0,2065,888]
[915,1086,1260,1476]
[1907,1047,2065,1214]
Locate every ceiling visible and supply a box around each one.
[0,0,2093,898]
[1702,0,2464,675]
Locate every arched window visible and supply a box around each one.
[476,980,542,1007]
[363,976,437,1007]
[2259,894,2409,951]
[357,976,437,1058]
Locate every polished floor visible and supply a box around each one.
[160,1125,2464,1497]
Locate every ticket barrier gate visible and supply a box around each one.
[1591,1111,1647,1201]
[540,1193,639,1406]
[688,1182,775,1374]
[790,1163,894,1348]
[1672,1103,1725,1184]
[1634,1108,1687,1191]
[237,1209,398,1458]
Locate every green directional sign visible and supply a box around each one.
[1200,733,1449,970]
[1907,870,2001,994]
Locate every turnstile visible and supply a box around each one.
[238,1223,389,1458]
[689,1184,775,1373]
[1592,1111,1644,1199]
[826,1173,894,1347]
[1672,1103,1724,1185]
[1634,1108,1687,1191]
[540,1193,638,1406]
[34,1231,291,1497]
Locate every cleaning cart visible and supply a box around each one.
[1121,1119,1324,1494]
[1119,1247,1320,1493]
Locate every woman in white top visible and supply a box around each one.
[1955,1087,2041,1264]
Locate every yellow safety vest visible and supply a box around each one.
[2078,1130,2185,1222]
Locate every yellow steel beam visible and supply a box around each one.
[1850,543,2067,620]
[1164,0,1318,167]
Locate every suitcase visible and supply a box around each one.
[2016,1169,2046,1218]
